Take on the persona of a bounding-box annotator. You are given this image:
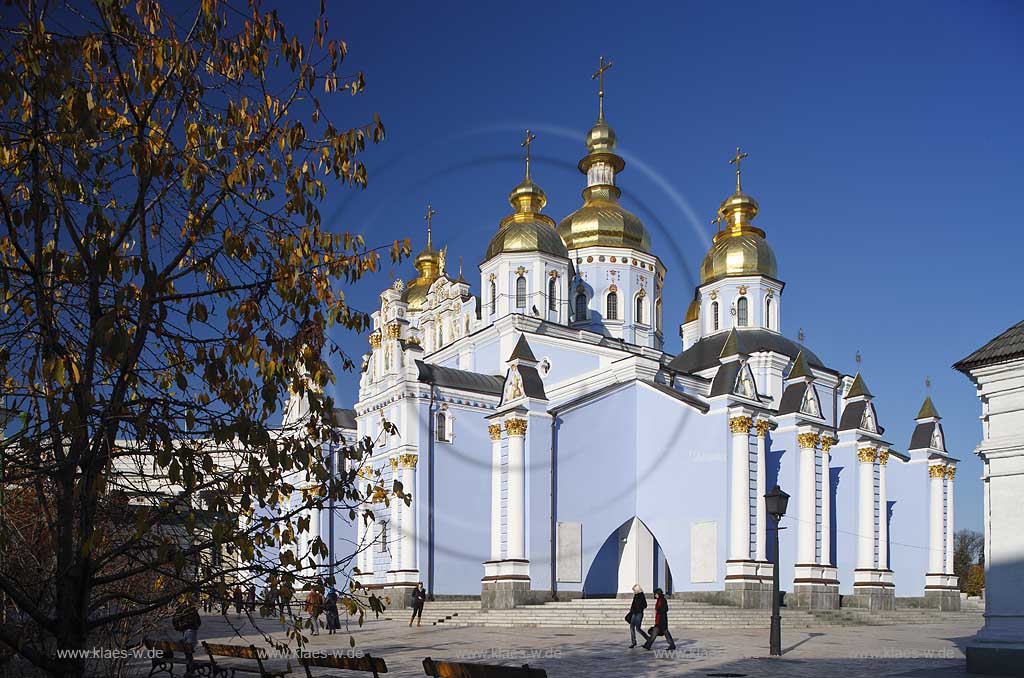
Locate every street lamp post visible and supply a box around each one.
[765,484,790,657]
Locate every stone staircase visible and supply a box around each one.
[415,598,985,630]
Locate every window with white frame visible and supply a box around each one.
[765,297,773,330]
[435,408,452,442]
[489,280,496,315]
[606,291,618,320]
[548,277,557,311]
[515,275,527,308]
[712,301,720,331]
[575,292,587,321]
[635,294,644,325]
[737,296,749,327]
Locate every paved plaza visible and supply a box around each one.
[187,611,987,678]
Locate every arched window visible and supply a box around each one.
[712,301,720,331]
[575,293,587,321]
[489,280,496,315]
[635,295,644,324]
[655,297,662,332]
[548,277,557,311]
[606,292,618,320]
[435,411,448,442]
[765,298,772,330]
[737,297,749,327]
[515,275,527,308]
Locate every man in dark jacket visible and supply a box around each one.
[626,584,650,648]
[642,588,676,651]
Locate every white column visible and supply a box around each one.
[728,416,752,561]
[820,436,836,566]
[400,455,418,573]
[388,457,401,572]
[797,433,820,565]
[356,464,371,576]
[945,466,956,575]
[505,418,528,560]
[877,450,889,570]
[928,464,946,574]
[857,447,877,570]
[489,423,503,560]
[755,421,769,562]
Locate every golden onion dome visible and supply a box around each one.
[403,209,444,311]
[485,175,567,261]
[699,152,777,284]
[558,118,649,253]
[684,295,700,323]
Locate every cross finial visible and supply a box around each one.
[591,55,614,121]
[521,129,537,180]
[855,350,862,367]
[729,146,750,193]
[458,256,463,278]
[711,214,724,233]
[424,204,437,248]
[798,327,805,343]
[925,375,932,393]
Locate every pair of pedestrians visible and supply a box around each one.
[625,585,676,651]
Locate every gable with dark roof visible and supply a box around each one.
[778,383,806,415]
[909,421,944,451]
[709,361,742,397]
[839,400,885,434]
[416,361,504,396]
[669,329,832,375]
[955,319,1024,372]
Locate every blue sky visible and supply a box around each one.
[284,1,1022,533]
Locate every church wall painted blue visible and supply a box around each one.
[831,450,861,596]
[887,458,931,597]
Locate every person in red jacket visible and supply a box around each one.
[642,588,676,651]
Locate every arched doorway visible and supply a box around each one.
[584,517,673,596]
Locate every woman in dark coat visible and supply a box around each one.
[642,588,676,651]
[409,582,427,627]
[324,589,340,634]
[626,584,650,648]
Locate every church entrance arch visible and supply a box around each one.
[583,517,673,597]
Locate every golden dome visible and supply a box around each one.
[699,152,777,284]
[485,133,568,262]
[403,207,444,311]
[684,295,700,323]
[558,119,649,253]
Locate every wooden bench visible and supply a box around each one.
[298,653,387,678]
[202,642,290,678]
[421,657,547,678]
[143,638,211,678]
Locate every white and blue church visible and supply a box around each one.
[305,81,962,612]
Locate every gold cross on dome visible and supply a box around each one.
[729,146,749,193]
[521,129,537,180]
[592,55,614,120]
[925,375,932,393]
[424,204,437,247]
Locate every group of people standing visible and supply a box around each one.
[303,588,342,635]
[626,585,676,651]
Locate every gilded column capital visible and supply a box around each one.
[357,465,373,479]
[856,446,877,463]
[945,465,956,480]
[385,323,402,340]
[928,464,947,479]
[399,453,418,469]
[368,332,382,349]
[488,423,503,441]
[797,432,821,449]
[505,418,528,436]
[820,436,838,453]
[728,416,753,434]
[755,420,772,438]
[877,449,890,466]
[388,457,399,470]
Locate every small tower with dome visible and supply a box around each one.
[480,130,571,325]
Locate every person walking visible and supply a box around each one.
[409,582,427,627]
[246,585,256,614]
[324,589,340,635]
[305,589,323,636]
[232,586,244,618]
[172,596,202,648]
[626,584,650,648]
[642,588,676,651]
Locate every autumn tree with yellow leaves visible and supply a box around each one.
[0,1,406,674]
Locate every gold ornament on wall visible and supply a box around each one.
[388,457,399,470]
[369,332,382,348]
[797,432,820,449]
[505,418,528,436]
[857,447,877,463]
[738,285,748,295]
[386,323,401,339]
[728,416,753,434]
